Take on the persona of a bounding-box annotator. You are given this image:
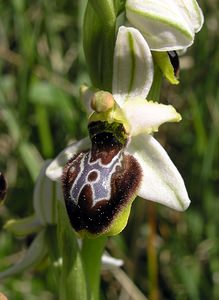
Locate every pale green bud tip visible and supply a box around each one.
[91,91,115,113]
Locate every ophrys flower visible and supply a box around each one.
[46,27,190,238]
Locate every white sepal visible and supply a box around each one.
[113,26,153,106]
[46,137,91,181]
[128,134,191,211]
[123,98,181,136]
[34,160,57,225]
[0,231,47,280]
[126,0,202,51]
[175,0,204,33]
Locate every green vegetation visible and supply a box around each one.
[0,0,218,299]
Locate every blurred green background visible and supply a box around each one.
[0,0,218,299]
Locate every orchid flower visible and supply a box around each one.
[125,0,204,51]
[46,27,190,238]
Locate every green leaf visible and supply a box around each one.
[83,2,116,91]
[1,106,21,144]
[89,0,116,26]
[83,3,103,88]
[19,142,43,181]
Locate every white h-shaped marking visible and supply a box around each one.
[70,151,123,206]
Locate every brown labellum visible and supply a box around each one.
[62,121,142,235]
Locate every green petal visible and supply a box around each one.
[152,52,179,84]
[0,231,47,280]
[128,134,191,211]
[113,26,153,106]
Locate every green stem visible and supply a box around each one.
[57,203,88,300]
[45,225,60,281]
[81,236,107,300]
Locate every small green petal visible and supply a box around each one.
[152,52,179,85]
